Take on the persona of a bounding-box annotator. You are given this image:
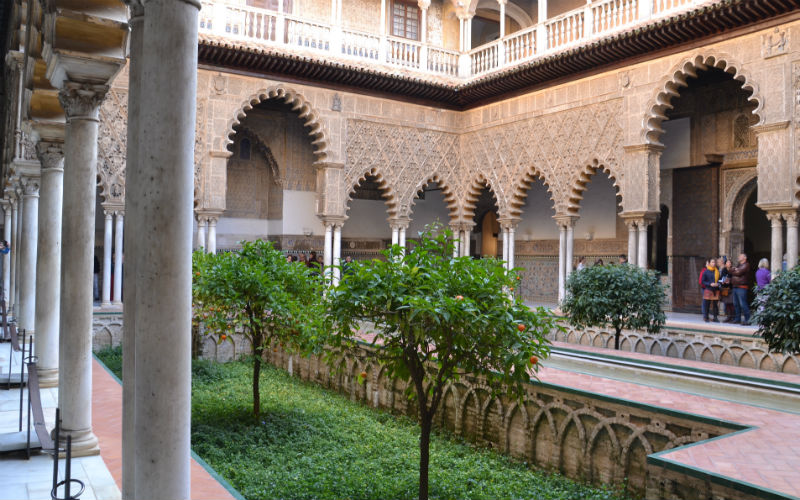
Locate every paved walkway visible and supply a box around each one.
[538,343,800,499]
[0,343,238,500]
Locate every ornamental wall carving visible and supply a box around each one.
[98,89,128,203]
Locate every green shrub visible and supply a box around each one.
[753,267,800,354]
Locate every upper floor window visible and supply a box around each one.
[392,0,420,41]
[240,138,252,160]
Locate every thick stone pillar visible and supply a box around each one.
[57,82,108,456]
[101,210,113,305]
[206,216,217,254]
[19,176,40,333]
[637,220,649,269]
[122,3,144,496]
[34,142,64,387]
[625,219,637,267]
[133,0,199,497]
[9,197,17,314]
[785,211,798,270]
[195,215,207,250]
[767,212,784,274]
[113,212,124,304]
[2,201,10,309]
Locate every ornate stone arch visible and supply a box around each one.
[224,85,330,162]
[401,174,459,222]
[344,166,399,219]
[566,159,622,215]
[508,165,558,218]
[641,51,765,146]
[461,173,507,222]
[723,173,758,257]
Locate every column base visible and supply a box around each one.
[101,301,111,307]
[37,367,58,388]
[111,301,122,306]
[55,428,100,457]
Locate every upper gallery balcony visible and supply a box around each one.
[198,0,715,82]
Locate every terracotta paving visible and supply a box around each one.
[92,358,237,500]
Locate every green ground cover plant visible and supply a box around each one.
[96,347,628,500]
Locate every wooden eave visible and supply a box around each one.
[198,0,800,110]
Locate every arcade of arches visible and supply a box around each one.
[3,2,800,497]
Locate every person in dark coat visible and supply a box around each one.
[729,253,751,325]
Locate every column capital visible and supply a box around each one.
[496,0,508,5]
[36,141,65,172]
[620,211,658,226]
[623,143,665,155]
[21,176,41,197]
[496,217,520,230]
[766,211,784,225]
[417,0,431,9]
[57,82,109,122]
[783,210,798,227]
[553,214,578,229]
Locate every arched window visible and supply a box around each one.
[239,137,251,160]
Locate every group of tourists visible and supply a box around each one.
[285,252,354,278]
[699,253,763,325]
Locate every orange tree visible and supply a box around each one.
[192,240,323,416]
[325,225,556,500]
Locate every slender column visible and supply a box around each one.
[2,201,10,309]
[451,226,460,257]
[324,223,333,269]
[13,191,22,316]
[458,17,465,51]
[399,226,407,249]
[564,223,574,281]
[625,219,638,267]
[206,216,218,254]
[637,219,649,269]
[196,216,207,250]
[508,226,516,269]
[557,223,566,302]
[461,229,471,257]
[134,0,200,496]
[101,211,113,306]
[499,0,507,37]
[768,213,784,275]
[391,226,399,246]
[785,211,798,270]
[18,177,40,333]
[122,3,143,496]
[418,0,429,43]
[380,0,387,35]
[502,227,509,266]
[537,0,548,51]
[58,82,109,455]
[34,142,64,387]
[332,223,342,284]
[9,198,17,314]
[113,212,124,304]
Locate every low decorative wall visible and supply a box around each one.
[551,323,800,374]
[91,312,123,350]
[264,343,747,499]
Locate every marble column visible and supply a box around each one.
[451,226,460,257]
[637,219,649,269]
[133,0,199,496]
[557,222,566,302]
[501,227,509,267]
[206,216,218,254]
[461,229,471,257]
[9,197,17,314]
[122,2,144,496]
[19,177,40,334]
[13,191,22,316]
[324,223,333,273]
[767,213,784,275]
[391,225,399,246]
[2,201,10,309]
[57,82,109,455]
[498,0,506,37]
[34,142,64,387]
[399,226,406,249]
[565,222,574,282]
[785,211,798,270]
[332,223,342,284]
[508,226,516,269]
[113,212,124,304]
[195,215,207,250]
[626,219,637,267]
[101,210,113,306]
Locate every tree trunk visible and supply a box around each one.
[614,326,621,350]
[418,415,432,500]
[252,348,262,416]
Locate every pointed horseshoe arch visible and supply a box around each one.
[345,167,399,219]
[641,52,765,146]
[567,159,622,215]
[462,174,507,222]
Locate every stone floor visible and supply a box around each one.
[0,344,238,500]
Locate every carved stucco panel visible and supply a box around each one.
[97,88,128,204]
[756,124,792,206]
